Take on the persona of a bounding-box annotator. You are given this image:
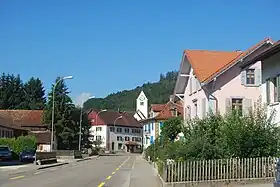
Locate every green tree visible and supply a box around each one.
[44,77,77,150]
[0,73,24,109]
[161,117,183,142]
[22,77,46,110]
[71,107,92,149]
[83,71,178,111]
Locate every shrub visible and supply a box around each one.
[146,103,280,161]
[0,136,36,154]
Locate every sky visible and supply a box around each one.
[0,0,279,105]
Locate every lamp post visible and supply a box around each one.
[51,76,73,151]
[95,109,107,126]
[78,96,95,151]
[112,116,122,152]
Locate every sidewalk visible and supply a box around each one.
[129,155,162,187]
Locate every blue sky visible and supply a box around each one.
[0,0,279,104]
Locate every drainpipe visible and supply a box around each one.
[211,77,219,113]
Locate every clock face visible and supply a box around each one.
[139,95,145,101]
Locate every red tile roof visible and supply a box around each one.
[0,110,44,128]
[89,110,142,128]
[154,101,183,120]
[151,104,166,112]
[185,37,274,83]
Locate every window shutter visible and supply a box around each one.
[266,79,270,104]
[241,70,246,85]
[202,98,206,118]
[277,75,280,102]
[242,98,252,116]
[255,69,262,86]
[208,98,216,114]
[225,98,232,113]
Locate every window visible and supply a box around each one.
[110,127,115,132]
[96,127,102,131]
[96,136,102,140]
[193,100,197,117]
[266,76,280,104]
[232,98,243,115]
[125,136,130,141]
[246,69,255,85]
[124,128,129,133]
[140,102,144,106]
[117,128,122,133]
[132,137,136,141]
[117,136,123,141]
[132,129,140,134]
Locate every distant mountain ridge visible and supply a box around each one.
[83,71,178,112]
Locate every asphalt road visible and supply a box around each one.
[0,155,135,187]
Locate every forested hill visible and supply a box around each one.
[83,71,178,111]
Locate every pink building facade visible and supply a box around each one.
[172,38,274,120]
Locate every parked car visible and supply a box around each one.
[0,145,12,161]
[19,150,35,162]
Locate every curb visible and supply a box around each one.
[76,155,99,162]
[37,162,69,170]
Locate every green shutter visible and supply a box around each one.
[277,75,280,102]
[225,98,232,114]
[266,79,270,104]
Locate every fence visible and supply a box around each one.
[157,157,276,183]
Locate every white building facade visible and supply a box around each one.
[88,110,143,153]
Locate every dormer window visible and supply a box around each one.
[170,108,178,117]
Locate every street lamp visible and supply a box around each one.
[111,116,122,152]
[51,75,73,151]
[95,109,107,126]
[79,96,95,151]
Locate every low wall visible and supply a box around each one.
[35,151,57,165]
[55,150,82,159]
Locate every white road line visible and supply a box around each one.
[34,171,44,175]
[131,157,136,169]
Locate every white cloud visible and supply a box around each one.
[75,92,94,107]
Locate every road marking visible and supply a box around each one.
[106,175,112,180]
[112,171,116,175]
[131,157,136,169]
[116,167,119,171]
[9,176,24,180]
[34,171,43,175]
[97,182,105,187]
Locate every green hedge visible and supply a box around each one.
[0,136,36,154]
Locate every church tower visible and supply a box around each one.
[136,91,148,119]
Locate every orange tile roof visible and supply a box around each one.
[185,37,274,83]
[185,50,242,82]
